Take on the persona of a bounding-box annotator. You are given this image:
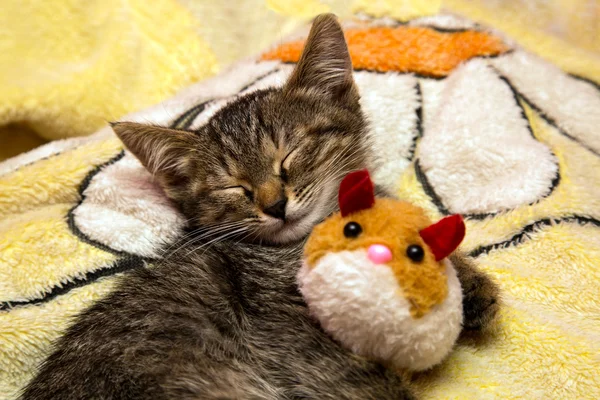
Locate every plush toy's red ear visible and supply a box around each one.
[419,214,465,261]
[339,169,375,217]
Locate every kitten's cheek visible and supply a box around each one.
[285,200,310,222]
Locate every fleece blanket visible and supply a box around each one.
[2,0,599,161]
[1,12,600,400]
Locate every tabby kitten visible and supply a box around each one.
[21,14,498,400]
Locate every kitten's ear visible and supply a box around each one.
[284,13,359,109]
[111,121,197,178]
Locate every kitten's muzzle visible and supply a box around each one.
[263,198,288,220]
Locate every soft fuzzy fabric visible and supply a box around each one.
[0,0,218,146]
[2,0,597,160]
[298,251,463,371]
[1,12,600,400]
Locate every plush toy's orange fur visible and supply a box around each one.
[304,199,448,318]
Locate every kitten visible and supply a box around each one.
[21,14,498,400]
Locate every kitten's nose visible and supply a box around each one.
[263,198,287,220]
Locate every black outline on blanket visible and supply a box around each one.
[412,68,562,220]
[496,74,537,139]
[414,159,451,215]
[343,13,483,34]
[0,257,145,311]
[66,150,142,257]
[415,158,562,221]
[406,82,423,162]
[238,67,282,93]
[468,215,600,257]
[496,71,600,158]
[0,151,153,311]
[171,100,212,130]
[569,73,600,93]
[0,142,88,177]
[462,70,563,220]
[65,150,158,261]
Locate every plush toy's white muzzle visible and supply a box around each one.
[298,250,463,371]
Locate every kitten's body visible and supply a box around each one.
[23,239,415,400]
[21,14,498,399]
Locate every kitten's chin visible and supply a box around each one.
[265,216,319,244]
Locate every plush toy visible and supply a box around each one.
[298,170,466,371]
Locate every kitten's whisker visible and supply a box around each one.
[297,162,347,204]
[297,157,360,210]
[163,220,244,248]
[318,154,364,186]
[162,221,249,258]
[319,136,362,170]
[159,226,209,256]
[318,147,364,181]
[186,221,252,250]
[194,227,250,257]
[182,231,236,258]
[236,227,260,246]
[302,145,365,195]
[181,222,249,247]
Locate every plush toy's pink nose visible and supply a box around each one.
[367,244,393,264]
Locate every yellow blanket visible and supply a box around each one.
[1,1,599,399]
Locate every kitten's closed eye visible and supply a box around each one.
[280,168,288,183]
[222,186,254,201]
[280,147,299,178]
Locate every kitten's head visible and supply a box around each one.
[112,14,370,244]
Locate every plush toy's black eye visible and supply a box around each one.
[343,222,362,238]
[406,245,424,262]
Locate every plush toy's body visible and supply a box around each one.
[298,170,466,371]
